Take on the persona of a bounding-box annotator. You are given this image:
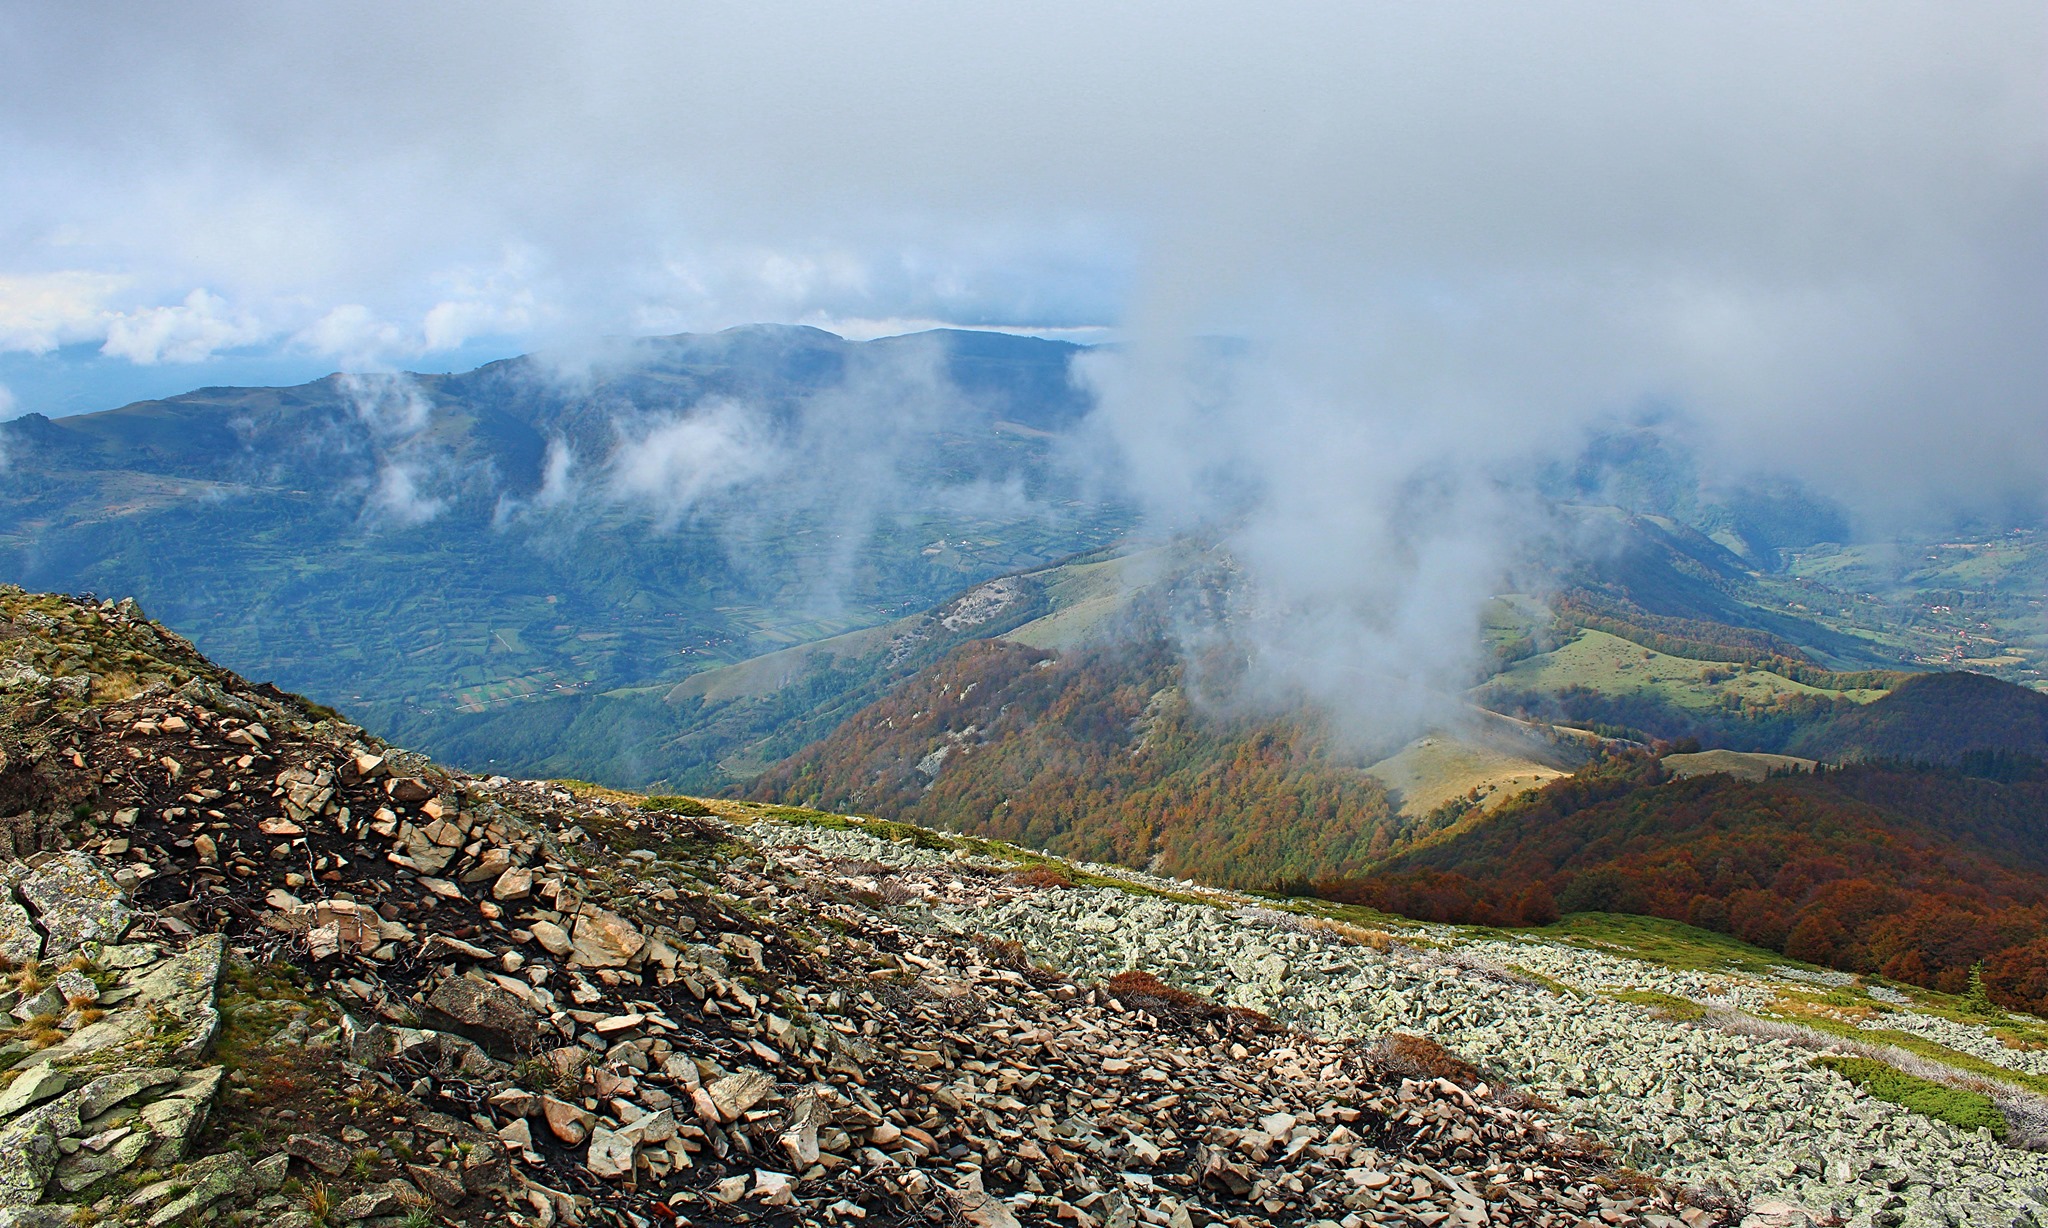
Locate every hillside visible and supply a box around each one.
[1788,671,2048,765]
[0,583,1767,1228]
[750,637,1408,888]
[0,326,1130,772]
[1324,751,2048,1012]
[7,585,2048,1225]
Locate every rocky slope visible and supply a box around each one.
[0,585,2038,1228]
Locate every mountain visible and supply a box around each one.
[5,584,2044,1224]
[0,326,1132,772]
[0,582,1748,1227]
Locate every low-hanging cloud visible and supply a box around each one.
[335,371,457,527]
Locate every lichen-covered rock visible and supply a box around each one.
[143,1150,248,1228]
[16,851,132,954]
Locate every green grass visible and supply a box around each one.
[1815,1055,2007,1139]
[1610,989,1706,1021]
[1521,912,1798,976]
[638,795,714,817]
[1480,628,1886,713]
[1781,1012,2048,1099]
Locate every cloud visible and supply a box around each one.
[101,288,269,363]
[364,461,446,528]
[0,2,2041,738]
[0,272,126,353]
[335,371,456,527]
[606,400,774,529]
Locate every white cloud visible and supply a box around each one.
[364,461,446,527]
[0,271,126,353]
[100,289,270,364]
[606,401,774,529]
[296,305,404,363]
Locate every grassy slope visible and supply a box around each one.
[1480,628,1888,714]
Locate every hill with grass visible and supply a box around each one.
[1788,670,2048,764]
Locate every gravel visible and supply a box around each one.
[747,821,2048,1228]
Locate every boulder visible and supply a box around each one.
[425,975,534,1058]
[17,852,132,954]
[569,906,645,968]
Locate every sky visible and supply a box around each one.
[3,2,2043,742]
[0,5,2037,447]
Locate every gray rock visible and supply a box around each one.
[584,1125,634,1179]
[136,1066,223,1168]
[145,1150,249,1228]
[424,975,533,1058]
[52,1126,152,1193]
[0,888,39,968]
[75,1066,179,1118]
[25,936,223,1073]
[407,1161,468,1204]
[569,906,645,968]
[0,1067,68,1118]
[0,1090,83,1206]
[17,852,133,954]
[285,1132,354,1176]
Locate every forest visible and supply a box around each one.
[1321,752,2048,1013]
[751,638,1406,886]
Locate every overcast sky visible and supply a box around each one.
[1,2,2042,511]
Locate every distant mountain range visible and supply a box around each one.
[9,325,2048,1014]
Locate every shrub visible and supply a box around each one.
[1010,865,1073,889]
[1374,1033,1484,1086]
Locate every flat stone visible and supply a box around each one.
[285,1132,353,1175]
[51,970,95,1004]
[0,1067,69,1118]
[706,1069,775,1122]
[529,920,572,955]
[0,890,40,967]
[53,1126,151,1194]
[136,1067,224,1168]
[542,1095,595,1145]
[492,866,535,900]
[408,1161,468,1205]
[425,975,533,1058]
[0,1090,84,1207]
[569,906,645,968]
[17,852,133,954]
[619,1108,675,1146]
[75,1066,179,1118]
[145,1150,248,1228]
[585,1125,634,1179]
[488,1088,539,1118]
